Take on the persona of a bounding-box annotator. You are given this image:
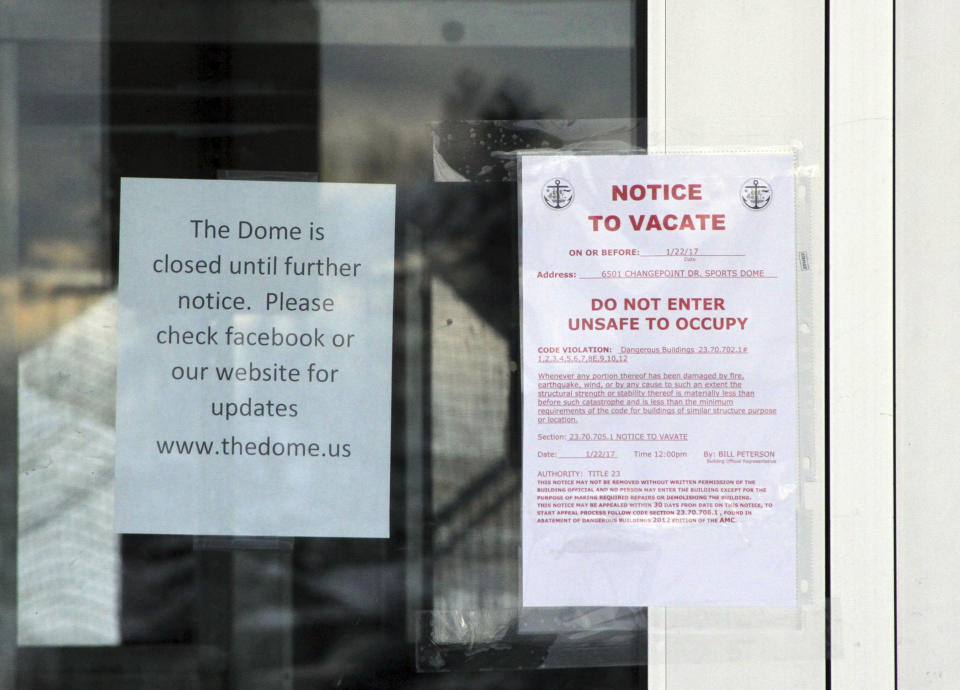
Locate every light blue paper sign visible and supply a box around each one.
[116,178,395,538]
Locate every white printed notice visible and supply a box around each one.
[116,178,395,538]
[521,154,797,606]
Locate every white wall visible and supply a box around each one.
[649,1,895,687]
[895,3,960,688]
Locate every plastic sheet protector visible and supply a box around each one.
[520,153,797,607]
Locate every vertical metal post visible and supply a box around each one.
[231,549,294,690]
[0,40,19,690]
[403,220,427,640]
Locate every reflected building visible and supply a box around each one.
[18,295,119,645]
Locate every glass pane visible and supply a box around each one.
[6,1,646,687]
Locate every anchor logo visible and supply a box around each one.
[542,178,574,210]
[740,178,772,210]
